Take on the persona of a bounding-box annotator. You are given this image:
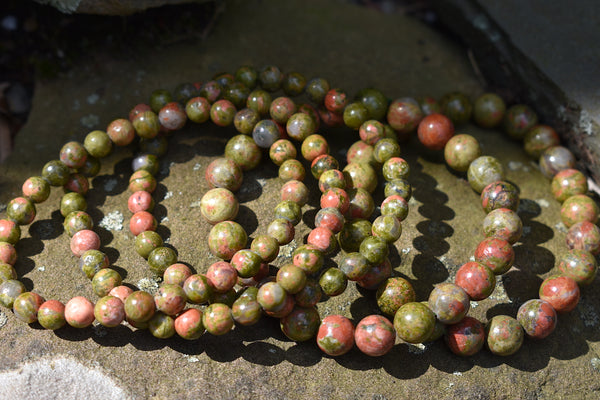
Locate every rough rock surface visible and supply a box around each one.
[1,1,599,399]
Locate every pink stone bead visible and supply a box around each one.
[129,211,157,236]
[206,261,238,293]
[70,230,101,257]
[307,227,337,254]
[0,219,20,244]
[108,285,134,303]
[94,296,126,327]
[128,191,154,213]
[0,242,17,265]
[65,296,95,328]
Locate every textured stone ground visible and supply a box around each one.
[0,1,599,399]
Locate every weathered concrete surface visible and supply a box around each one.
[0,1,599,399]
[433,0,600,185]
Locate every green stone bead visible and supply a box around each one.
[147,246,178,275]
[224,134,262,171]
[355,88,388,121]
[233,108,260,135]
[235,65,258,89]
[343,102,369,130]
[444,134,482,172]
[199,80,222,103]
[319,267,348,297]
[63,211,93,237]
[280,306,320,342]
[60,192,87,217]
[213,72,235,87]
[232,293,262,326]
[372,215,402,243]
[467,156,505,193]
[42,160,70,186]
[503,104,538,140]
[440,92,473,125]
[148,311,176,339]
[13,292,45,324]
[276,264,307,294]
[343,162,377,193]
[149,89,173,113]
[473,93,506,128]
[223,82,250,109]
[208,221,248,259]
[485,315,524,356]
[278,159,306,181]
[22,176,51,203]
[92,268,122,297]
[0,279,26,308]
[246,89,272,116]
[209,288,238,307]
[373,138,401,164]
[274,200,302,226]
[7,197,36,225]
[0,263,16,284]
[78,249,109,279]
[384,179,412,200]
[258,65,283,92]
[0,220,21,245]
[305,77,330,104]
[523,125,560,159]
[186,96,211,124]
[338,252,370,281]
[393,302,436,344]
[292,244,324,276]
[79,156,101,177]
[282,71,307,97]
[551,169,588,203]
[250,234,280,263]
[131,154,160,175]
[359,236,389,265]
[202,303,234,335]
[183,274,213,304]
[286,112,316,141]
[376,277,415,317]
[37,300,66,330]
[124,290,155,323]
[173,82,199,104]
[338,219,372,253]
[294,279,322,307]
[129,170,157,193]
[84,130,112,158]
[133,111,161,139]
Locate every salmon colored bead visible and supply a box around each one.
[0,219,20,244]
[107,118,136,146]
[539,275,580,313]
[65,296,95,328]
[70,229,101,257]
[108,285,134,303]
[307,227,337,255]
[417,113,455,150]
[0,242,17,266]
[129,211,157,236]
[128,191,155,213]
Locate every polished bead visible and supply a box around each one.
[280,306,320,342]
[440,92,472,125]
[560,194,599,228]
[204,157,243,192]
[539,275,580,313]
[147,246,178,275]
[394,302,436,344]
[455,261,496,300]
[376,277,415,317]
[482,208,522,244]
[517,299,557,339]
[557,249,597,285]
[210,99,237,127]
[200,188,238,225]
[524,125,560,159]
[107,118,136,146]
[94,296,125,327]
[65,296,95,328]
[444,134,482,172]
[224,134,261,171]
[428,282,470,324]
[317,315,355,356]
[445,316,485,356]
[354,315,395,357]
[473,93,505,128]
[78,249,109,279]
[467,156,505,193]
[70,229,100,257]
[319,267,347,296]
[474,237,514,275]
[175,308,205,340]
[154,284,186,316]
[13,292,45,324]
[92,268,122,297]
[38,300,66,330]
[417,113,454,150]
[387,97,423,133]
[539,146,576,178]
[503,104,538,140]
[551,169,588,203]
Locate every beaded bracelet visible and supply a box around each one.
[0,65,598,359]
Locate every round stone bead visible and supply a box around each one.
[281,71,306,96]
[444,134,482,172]
[281,180,309,206]
[246,89,272,115]
[109,286,133,303]
[60,141,88,168]
[338,252,370,281]
[320,188,349,214]
[311,154,339,180]
[70,229,100,257]
[267,218,295,245]
[307,227,337,254]
[94,296,125,327]
[319,107,343,127]
[343,162,377,193]
[539,275,580,313]
[317,315,355,356]
[233,108,260,134]
[474,237,514,275]
[269,139,297,166]
[294,279,322,308]
[84,130,112,158]
[482,208,522,244]
[60,192,87,218]
[319,267,347,297]
[185,96,211,123]
[175,308,205,340]
[78,249,109,279]
[359,120,386,145]
[473,92,506,128]
[250,234,279,263]
[381,195,409,221]
[280,306,320,342]
[107,118,135,146]
[305,77,330,103]
[13,292,45,323]
[200,188,239,224]
[257,281,288,312]
[551,169,588,203]
[148,312,176,339]
[231,291,262,326]
[418,96,441,116]
[63,174,89,195]
[278,159,306,181]
[92,268,122,297]
[539,146,576,178]
[376,277,415,317]
[346,140,375,166]
[524,125,560,159]
[566,221,600,255]
[154,284,187,316]
[355,88,388,121]
[183,274,213,304]
[455,261,496,300]
[324,88,348,113]
[315,207,345,234]
[343,102,369,130]
[42,160,71,186]
[445,316,485,356]
[274,200,302,225]
[301,134,329,162]
[124,291,155,323]
[516,299,557,339]
[467,156,505,193]
[63,211,93,237]
[38,300,66,330]
[292,244,324,276]
[7,197,36,225]
[372,215,402,243]
[486,315,524,356]
[207,221,247,260]
[0,219,20,244]
[440,92,472,125]
[276,264,307,294]
[158,102,186,131]
[149,89,172,112]
[417,113,455,150]
[387,97,423,133]
[223,82,250,109]
[224,134,261,171]
[205,157,243,192]
[0,263,16,283]
[428,282,470,324]
[65,296,95,328]
[287,112,316,141]
[147,247,178,275]
[557,249,597,285]
[359,236,389,265]
[269,96,297,124]
[22,176,51,204]
[131,154,160,175]
[129,103,152,121]
[354,315,396,357]
[252,119,281,148]
[503,104,538,140]
[0,243,16,266]
[382,157,410,181]
[163,263,192,287]
[132,110,160,139]
[338,219,372,253]
[230,249,262,278]
[258,65,283,92]
[394,302,436,344]
[210,99,237,127]
[134,230,163,259]
[372,138,401,164]
[128,170,157,193]
[0,279,26,308]
[480,181,520,213]
[560,194,599,228]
